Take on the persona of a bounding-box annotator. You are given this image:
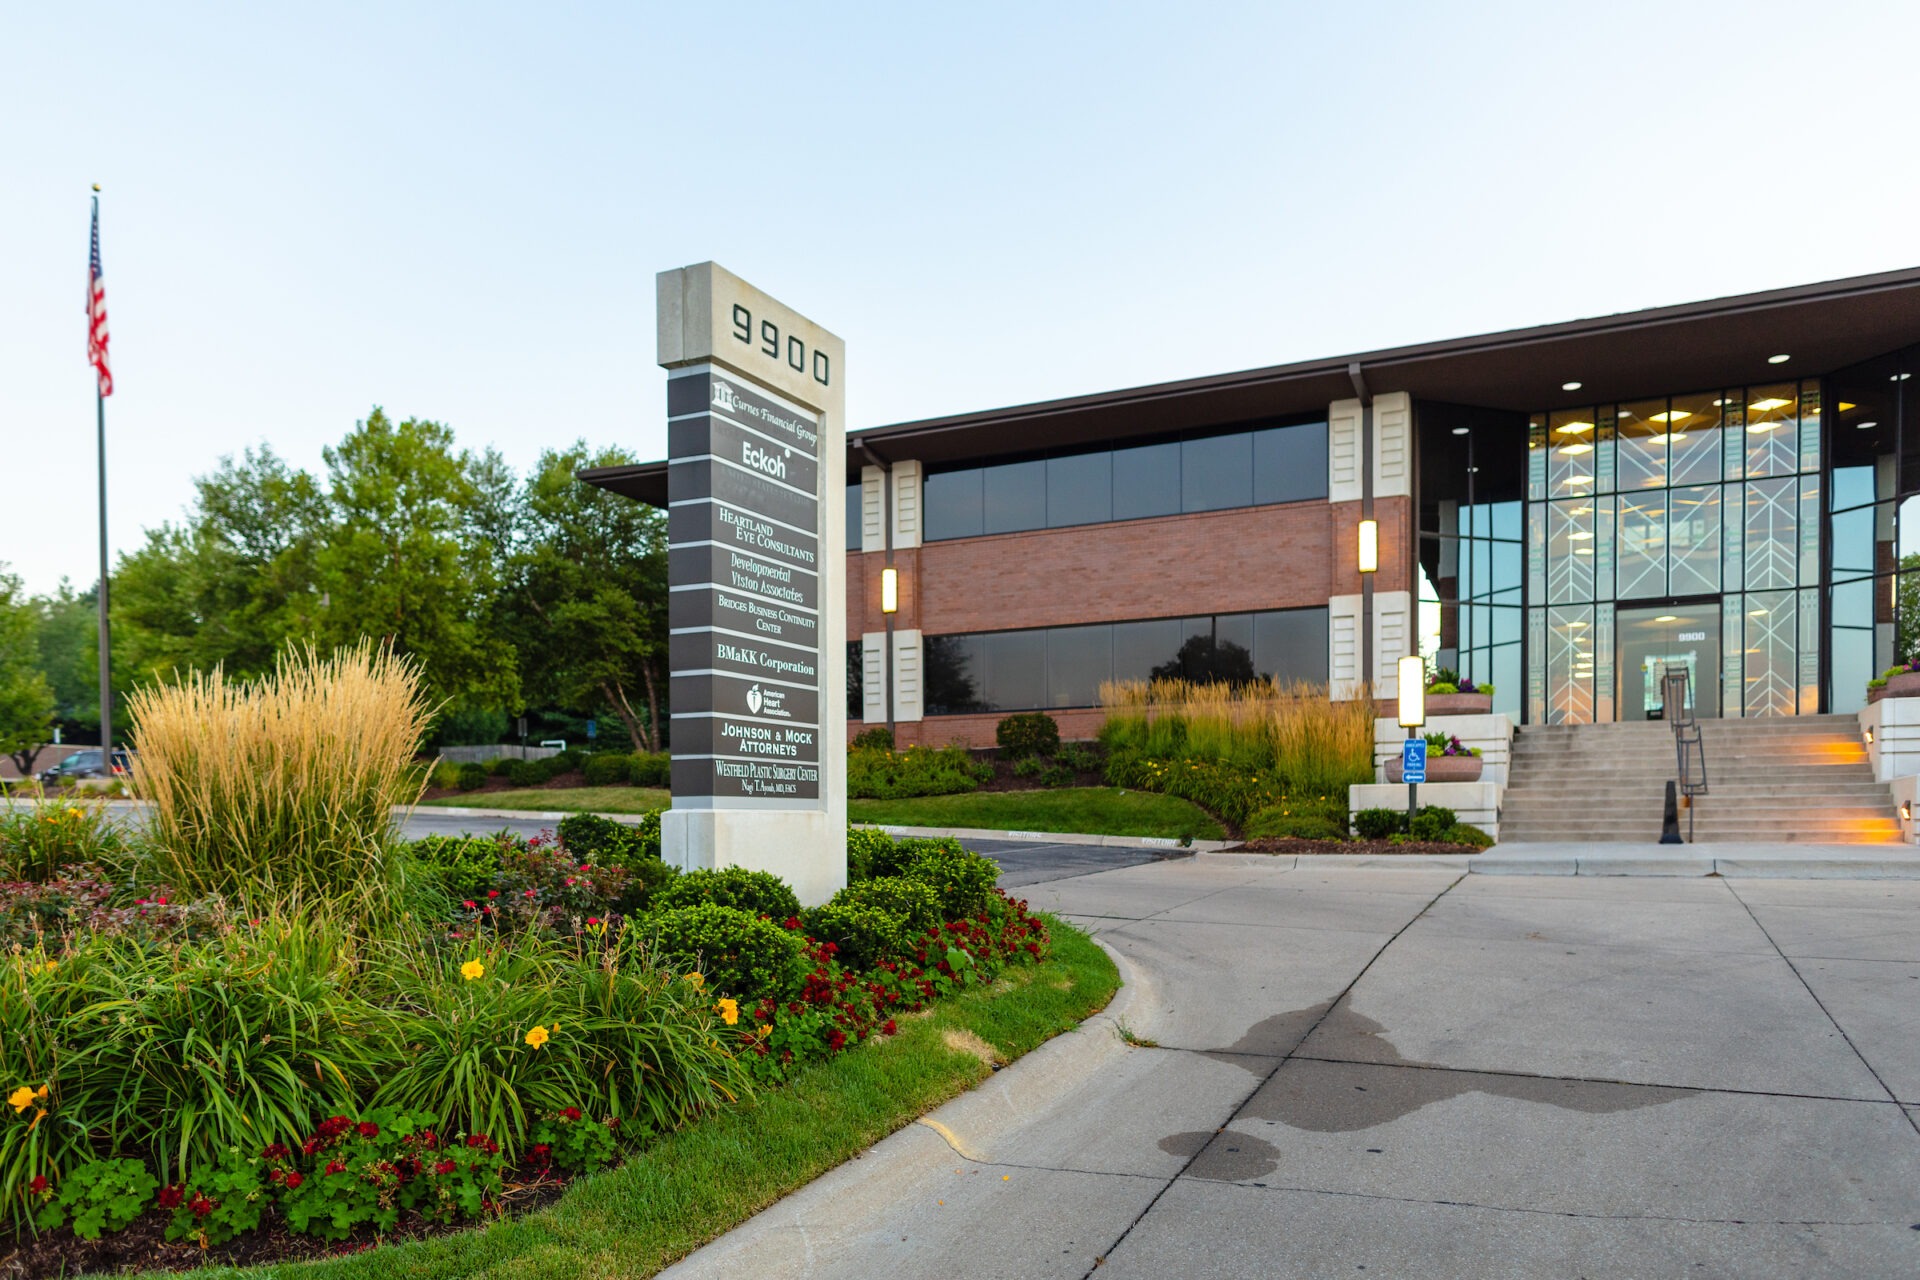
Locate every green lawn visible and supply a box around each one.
[186,922,1119,1280]
[420,787,671,813]
[849,787,1223,841]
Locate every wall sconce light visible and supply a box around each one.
[1398,655,1426,727]
[880,566,898,615]
[1357,520,1378,575]
[1865,727,1875,744]
[1902,800,1911,822]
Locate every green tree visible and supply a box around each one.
[505,444,669,752]
[315,409,519,716]
[31,581,100,735]
[0,567,57,775]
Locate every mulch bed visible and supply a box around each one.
[419,769,596,803]
[2,1174,570,1278]
[1227,837,1486,856]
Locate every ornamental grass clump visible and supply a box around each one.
[127,642,434,909]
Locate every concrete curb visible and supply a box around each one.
[1197,850,1478,871]
[869,822,1231,852]
[406,805,655,826]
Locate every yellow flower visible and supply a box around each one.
[756,1024,773,1037]
[684,972,704,990]
[525,1024,551,1049]
[460,959,485,982]
[65,808,81,820]
[8,1087,34,1113]
[36,961,54,976]
[716,998,739,1026]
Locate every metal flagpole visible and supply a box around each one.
[90,186,113,763]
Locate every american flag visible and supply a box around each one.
[88,199,112,397]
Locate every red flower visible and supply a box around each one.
[827,1029,848,1051]
[561,1106,582,1122]
[586,916,601,926]
[267,1169,284,1184]
[190,1194,214,1219]
[434,1159,456,1176]
[528,1143,552,1170]
[883,1019,898,1035]
[263,1142,290,1160]
[285,1172,304,1189]
[356,1120,380,1138]
[486,890,500,899]
[326,1160,346,1176]
[29,1175,48,1194]
[463,900,477,909]
[157,1185,184,1209]
[302,1138,321,1156]
[523,888,536,899]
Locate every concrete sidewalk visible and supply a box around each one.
[664,856,1920,1279]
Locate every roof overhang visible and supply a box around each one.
[581,265,1920,507]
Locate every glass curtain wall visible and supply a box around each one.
[1417,403,1527,720]
[1527,382,1823,722]
[1828,343,1920,713]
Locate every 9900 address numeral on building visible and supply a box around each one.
[732,304,830,388]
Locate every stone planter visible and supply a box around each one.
[1881,672,1920,700]
[1425,692,1494,716]
[1386,754,1484,784]
[1870,685,1887,704]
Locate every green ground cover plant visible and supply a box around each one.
[419,787,672,813]
[846,788,1223,840]
[846,744,992,799]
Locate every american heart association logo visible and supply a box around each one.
[746,684,763,715]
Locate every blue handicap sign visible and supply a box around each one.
[1401,738,1428,785]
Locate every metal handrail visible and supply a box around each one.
[1661,663,1707,843]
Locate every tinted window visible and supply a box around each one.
[923,469,983,540]
[1047,452,1112,528]
[847,641,863,716]
[984,630,1046,710]
[1112,618,1184,682]
[1252,424,1329,504]
[983,460,1047,535]
[1046,624,1112,708]
[1112,442,1181,521]
[1181,433,1253,512]
[924,634,985,715]
[1254,607,1330,685]
[846,484,863,550]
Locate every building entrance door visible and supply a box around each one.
[1617,602,1720,720]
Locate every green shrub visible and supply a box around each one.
[847,745,991,799]
[1243,808,1349,842]
[429,760,463,791]
[555,812,671,913]
[651,866,802,921]
[1426,681,1460,695]
[488,756,518,776]
[1105,751,1284,827]
[0,799,130,881]
[1037,763,1075,788]
[408,834,507,899]
[1353,808,1403,841]
[846,827,895,882]
[851,726,895,750]
[898,838,999,919]
[507,759,544,787]
[1410,805,1457,842]
[1056,743,1102,773]
[629,752,671,786]
[583,753,634,787]
[1443,822,1495,848]
[996,712,1060,760]
[33,1156,157,1239]
[803,876,940,968]
[455,762,488,791]
[1012,755,1047,778]
[644,903,806,1001]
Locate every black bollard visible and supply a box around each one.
[1659,779,1683,845]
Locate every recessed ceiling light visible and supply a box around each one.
[1893,373,1912,382]
[1451,427,1469,435]
[1746,422,1782,434]
[1566,531,1594,540]
[1573,548,1594,555]
[1712,398,1728,407]
[1650,410,1691,423]
[1654,615,1678,622]
[1556,421,1595,435]
[1570,506,1594,515]
[1749,397,1793,412]
[1557,442,1594,455]
[1838,402,1856,411]
[1562,381,1583,391]
[1768,354,1791,364]
[1858,421,1879,430]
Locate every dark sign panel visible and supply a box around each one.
[668,367,823,805]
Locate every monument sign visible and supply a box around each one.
[659,263,847,904]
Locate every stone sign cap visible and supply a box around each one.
[657,262,845,413]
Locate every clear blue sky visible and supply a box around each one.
[5,1,1916,594]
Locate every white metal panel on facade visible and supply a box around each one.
[891,628,924,721]
[1329,399,1363,504]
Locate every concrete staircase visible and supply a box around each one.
[1498,715,1904,844]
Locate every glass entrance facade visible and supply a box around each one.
[1524,382,1823,723]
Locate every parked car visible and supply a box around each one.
[37,749,133,784]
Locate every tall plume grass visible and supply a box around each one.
[1098,678,1375,792]
[127,643,434,909]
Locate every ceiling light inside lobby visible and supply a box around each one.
[1562,381,1583,391]
[1768,354,1791,364]
[1654,615,1679,622]
[1650,410,1691,423]
[1556,422,1594,434]
[1859,421,1879,430]
[1452,427,1469,435]
[1749,397,1793,412]
[1558,442,1594,455]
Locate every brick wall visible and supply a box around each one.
[851,708,1107,751]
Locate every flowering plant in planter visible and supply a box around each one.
[1423,732,1481,758]
[1869,660,1920,701]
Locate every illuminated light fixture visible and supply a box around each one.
[1749,397,1793,412]
[1903,800,1912,822]
[1562,381,1583,391]
[1641,433,1676,445]
[1865,727,1874,744]
[1713,398,1728,407]
[1839,402,1856,411]
[1357,520,1378,574]
[1892,373,1912,382]
[1654,615,1678,622]
[1398,655,1427,727]
[880,566,899,615]
[1563,620,1588,629]
[1558,442,1594,455]
[1746,422,1782,434]
[1650,410,1691,423]
[1561,474,1594,485]
[1768,353,1791,364]
[1859,421,1879,430]
[1573,548,1594,555]
[1556,421,1595,434]
[1452,427,1470,435]
[1566,531,1594,540]
[1570,506,1594,515]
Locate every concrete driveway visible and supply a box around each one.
[664,855,1920,1279]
